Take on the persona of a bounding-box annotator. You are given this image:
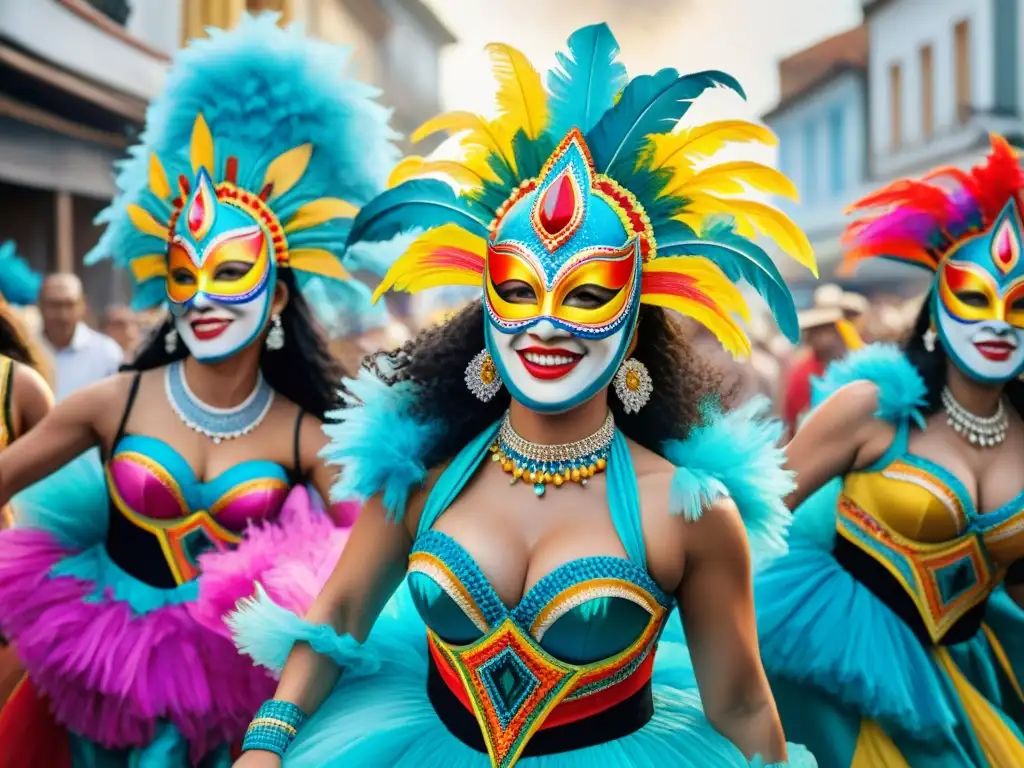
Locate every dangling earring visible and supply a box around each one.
[164,327,178,354]
[923,326,937,353]
[614,358,653,414]
[266,314,285,351]
[465,349,502,402]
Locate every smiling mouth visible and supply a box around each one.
[974,340,1017,362]
[190,318,232,341]
[516,347,583,380]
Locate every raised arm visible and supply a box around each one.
[679,498,786,763]
[0,374,124,505]
[784,380,890,509]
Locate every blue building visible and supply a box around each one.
[765,0,1024,299]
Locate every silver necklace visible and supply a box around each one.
[165,360,275,444]
[941,386,1008,448]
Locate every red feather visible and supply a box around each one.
[421,246,485,274]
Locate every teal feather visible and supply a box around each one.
[663,396,793,566]
[0,240,42,306]
[347,179,489,245]
[547,23,627,138]
[656,219,799,342]
[322,370,444,519]
[228,584,379,674]
[467,153,519,215]
[811,344,928,428]
[511,129,554,182]
[586,68,745,176]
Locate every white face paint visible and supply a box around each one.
[935,309,1024,383]
[174,290,272,363]
[486,318,632,413]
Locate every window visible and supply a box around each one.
[889,63,903,150]
[85,0,130,25]
[802,121,819,201]
[954,20,971,123]
[827,108,845,196]
[920,45,934,139]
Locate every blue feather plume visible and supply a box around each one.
[547,23,627,139]
[657,219,800,342]
[347,179,489,245]
[586,68,745,176]
[87,11,398,329]
[0,240,42,306]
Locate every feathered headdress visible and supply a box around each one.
[349,23,815,356]
[0,241,42,306]
[843,134,1024,273]
[86,13,399,320]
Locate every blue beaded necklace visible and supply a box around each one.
[165,360,275,444]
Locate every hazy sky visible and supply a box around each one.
[422,0,863,121]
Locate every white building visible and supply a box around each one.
[765,0,1024,300]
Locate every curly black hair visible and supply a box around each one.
[126,269,345,422]
[903,290,1024,418]
[361,302,724,469]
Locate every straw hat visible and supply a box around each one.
[797,284,845,330]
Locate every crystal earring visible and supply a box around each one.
[164,327,178,354]
[614,358,653,414]
[465,349,502,402]
[923,326,937,353]
[266,314,285,351]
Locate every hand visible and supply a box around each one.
[233,750,282,768]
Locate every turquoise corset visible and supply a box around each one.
[406,421,676,768]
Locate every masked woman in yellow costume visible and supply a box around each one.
[230,22,819,768]
[756,135,1024,767]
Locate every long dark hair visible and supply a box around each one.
[361,302,722,469]
[127,269,344,421]
[903,291,1024,418]
[0,304,45,372]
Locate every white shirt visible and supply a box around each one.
[40,323,124,401]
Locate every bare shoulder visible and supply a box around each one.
[685,497,749,567]
[11,362,51,404]
[629,439,687,591]
[813,379,881,427]
[401,462,450,540]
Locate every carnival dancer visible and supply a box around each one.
[230,22,819,768]
[756,134,1024,766]
[0,13,394,766]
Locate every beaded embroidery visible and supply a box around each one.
[411,530,674,767]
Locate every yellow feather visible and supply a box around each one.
[641,293,751,357]
[190,114,215,176]
[284,198,359,233]
[372,224,486,302]
[665,161,798,201]
[148,154,171,200]
[643,256,751,320]
[411,110,517,175]
[486,42,549,141]
[645,120,777,174]
[288,248,350,281]
[676,194,817,276]
[387,155,493,189]
[127,204,169,241]
[836,318,864,350]
[129,254,168,282]
[263,144,313,199]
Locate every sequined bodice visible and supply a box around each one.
[409,530,674,664]
[105,434,291,587]
[838,450,1024,643]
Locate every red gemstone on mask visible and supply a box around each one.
[538,172,577,236]
[995,223,1015,267]
[187,191,205,236]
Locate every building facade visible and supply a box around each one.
[765,0,1024,299]
[0,0,178,310]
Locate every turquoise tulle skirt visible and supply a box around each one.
[282,584,815,767]
[755,483,1024,767]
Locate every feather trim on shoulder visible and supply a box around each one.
[662,396,793,562]
[321,369,443,520]
[811,343,927,427]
